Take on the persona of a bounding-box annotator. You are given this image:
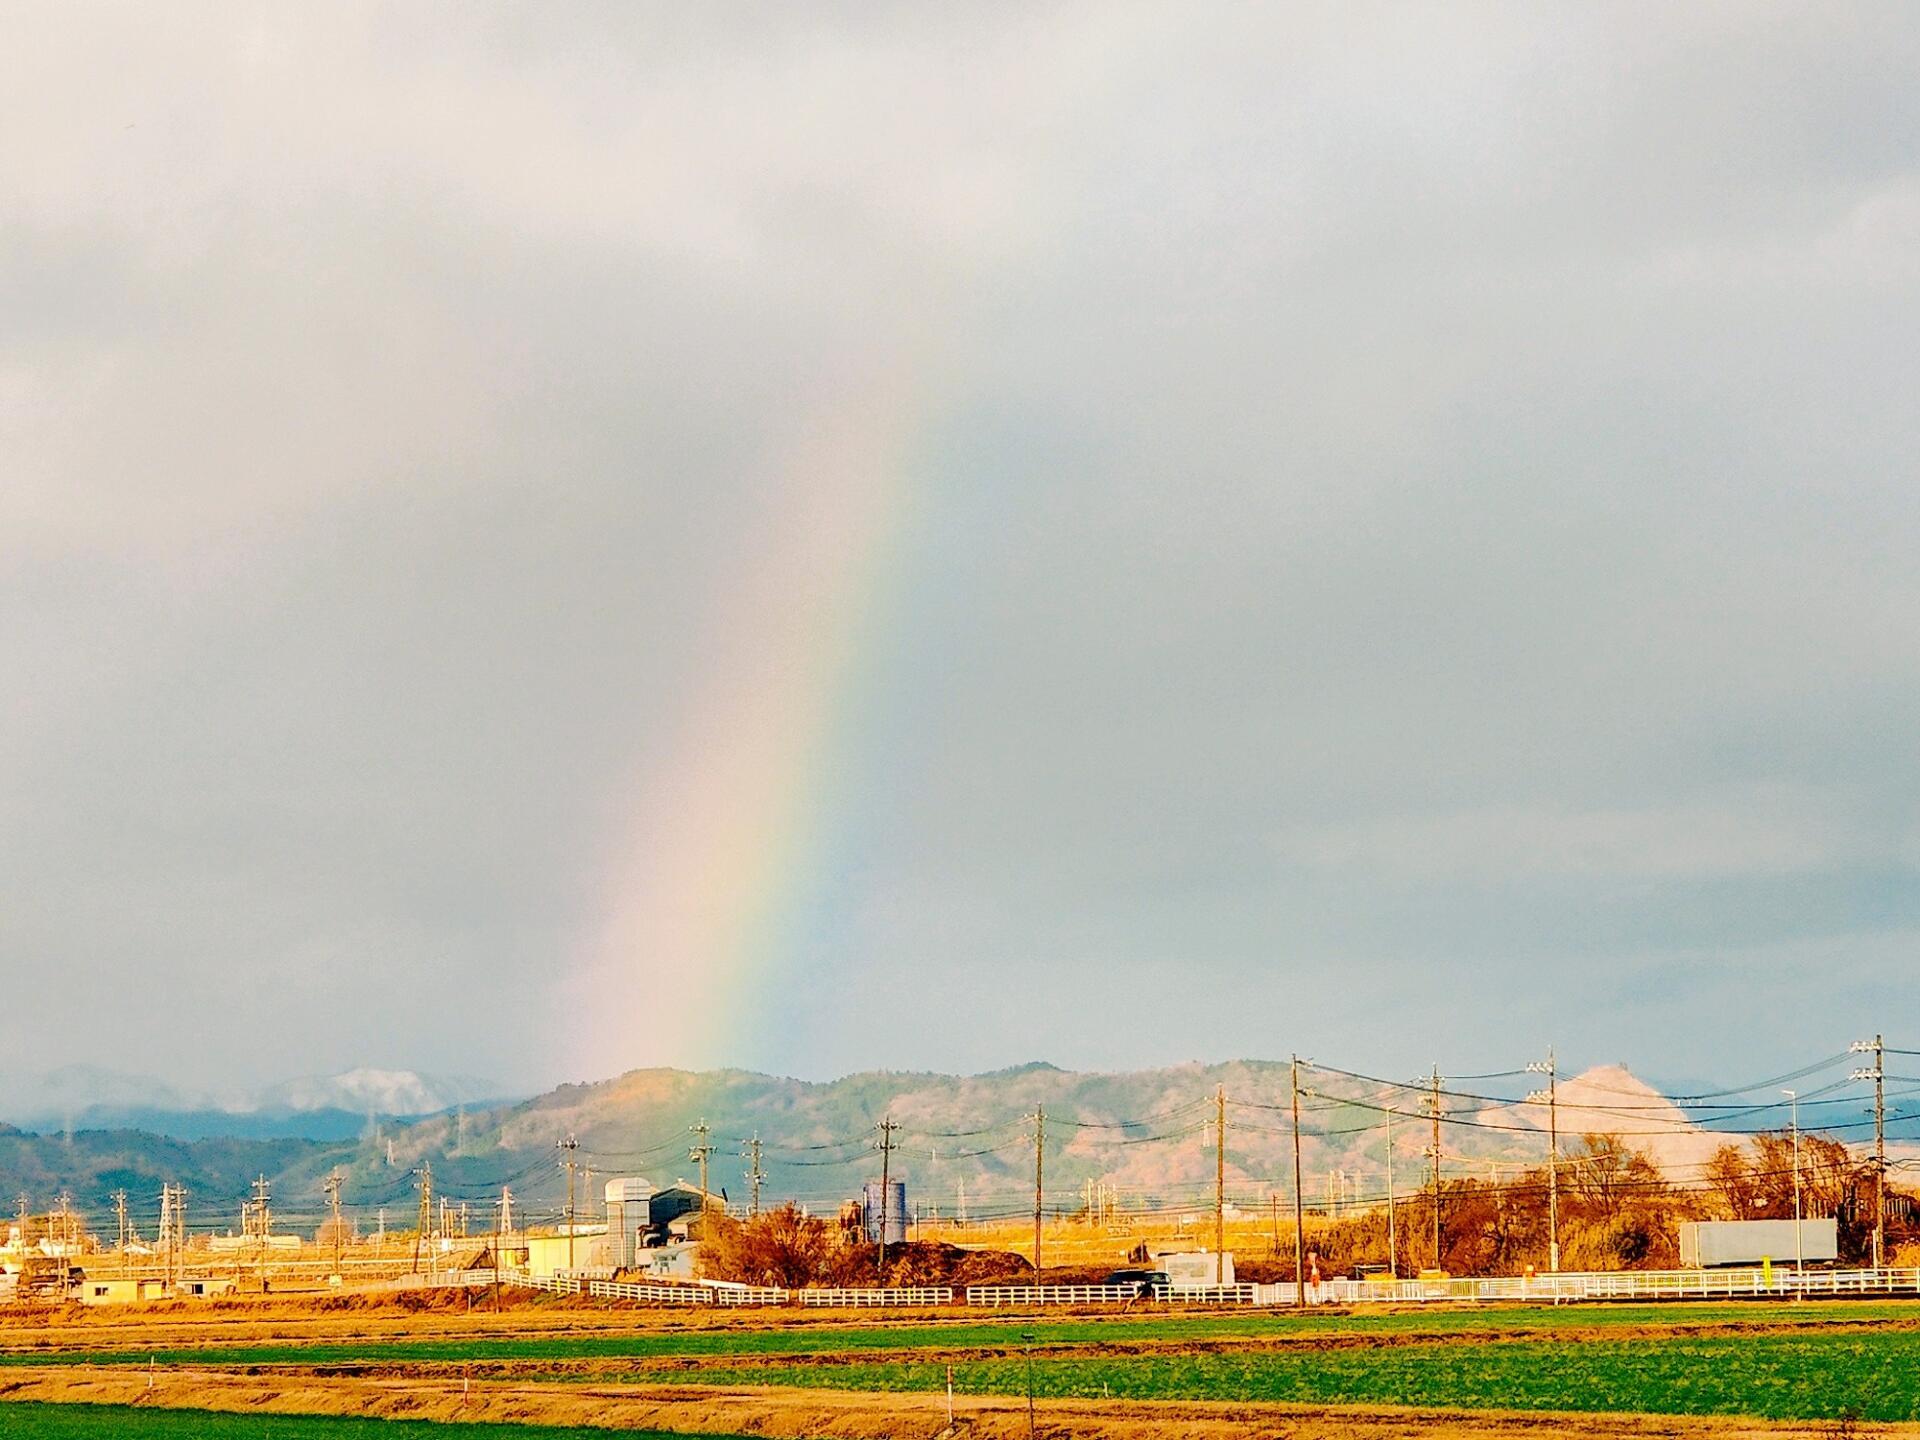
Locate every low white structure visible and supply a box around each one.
[1155,1249,1235,1287]
[1679,1219,1839,1267]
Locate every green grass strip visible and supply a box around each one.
[0,1300,1908,1370]
[670,1331,1920,1422]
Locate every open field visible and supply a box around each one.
[10,1299,1920,1434]
[0,1401,742,1440]
[4,1298,1919,1366]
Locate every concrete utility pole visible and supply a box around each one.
[250,1175,272,1289]
[687,1121,712,1209]
[1784,1089,1804,1277]
[1031,1106,1045,1280]
[1384,1104,1396,1279]
[112,1190,130,1250]
[322,1170,344,1275]
[1426,1067,1444,1272]
[1527,1049,1560,1273]
[744,1133,766,1217]
[411,1163,434,1274]
[876,1116,900,1280]
[1853,1035,1887,1268]
[1289,1057,1306,1307]
[1213,1085,1226,1286]
[558,1136,580,1274]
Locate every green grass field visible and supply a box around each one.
[0,1300,1909,1370]
[6,1302,1919,1426]
[672,1331,1920,1422]
[0,1404,746,1439]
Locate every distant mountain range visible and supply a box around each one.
[0,1059,1906,1233]
[0,1065,515,1141]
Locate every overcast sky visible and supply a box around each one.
[4,3,1918,1096]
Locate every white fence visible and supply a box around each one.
[964,1283,1257,1306]
[508,1265,1920,1310]
[1314,1266,1920,1305]
[505,1273,926,1307]
[799,1286,955,1307]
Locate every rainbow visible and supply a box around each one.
[569,366,924,1075]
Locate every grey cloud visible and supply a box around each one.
[3,2,1917,1091]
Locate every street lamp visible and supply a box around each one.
[1783,1089,1803,1282]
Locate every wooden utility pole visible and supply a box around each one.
[876,1116,899,1280]
[1289,1057,1305,1307]
[1213,1085,1227,1285]
[558,1136,580,1274]
[1031,1106,1046,1280]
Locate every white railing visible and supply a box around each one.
[965,1283,1256,1307]
[799,1286,955,1307]
[708,1284,791,1306]
[1312,1266,1920,1305]
[510,1264,1920,1310]
[966,1284,1139,1306]
[589,1280,721,1305]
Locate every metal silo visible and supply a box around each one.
[861,1179,907,1245]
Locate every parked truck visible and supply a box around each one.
[1679,1218,1838,1267]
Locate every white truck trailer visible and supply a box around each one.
[1679,1218,1838,1267]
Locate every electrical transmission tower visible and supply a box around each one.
[743,1133,766,1216]
[157,1184,186,1292]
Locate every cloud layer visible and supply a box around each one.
[3,2,1918,1090]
